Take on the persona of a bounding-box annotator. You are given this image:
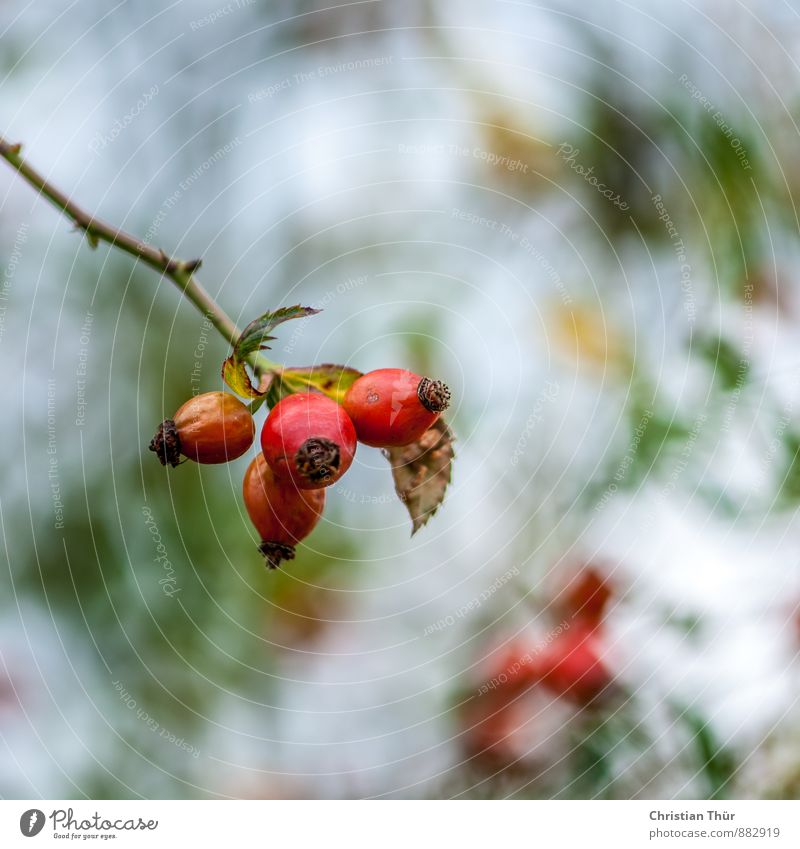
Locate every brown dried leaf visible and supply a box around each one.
[384,419,455,535]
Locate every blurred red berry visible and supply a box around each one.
[538,625,611,705]
[554,566,613,629]
[461,692,530,767]
[478,639,544,696]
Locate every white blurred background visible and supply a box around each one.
[1,0,800,799]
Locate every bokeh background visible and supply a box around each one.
[2,0,800,799]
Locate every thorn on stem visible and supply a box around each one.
[165,256,202,279]
[182,258,202,274]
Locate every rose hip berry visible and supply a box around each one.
[539,625,611,705]
[461,691,529,767]
[261,392,357,489]
[150,391,255,467]
[554,566,613,630]
[242,453,325,569]
[343,368,451,448]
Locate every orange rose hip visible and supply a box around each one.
[149,391,255,467]
[243,453,325,569]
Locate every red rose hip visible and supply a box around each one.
[150,391,255,466]
[553,565,613,630]
[261,392,357,489]
[343,368,451,447]
[243,453,325,568]
[539,625,611,705]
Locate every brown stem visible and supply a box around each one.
[0,136,241,347]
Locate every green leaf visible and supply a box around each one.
[778,428,800,506]
[221,357,262,399]
[678,706,736,799]
[280,364,362,403]
[384,419,455,535]
[221,305,319,397]
[236,305,320,360]
[697,335,749,392]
